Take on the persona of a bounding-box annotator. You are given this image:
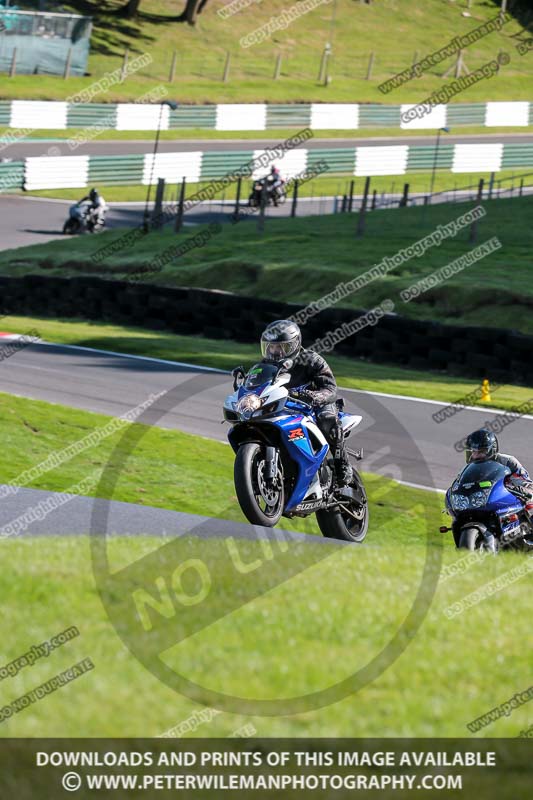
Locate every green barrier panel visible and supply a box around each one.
[0,101,11,127]
[0,160,24,192]
[407,144,455,171]
[67,103,118,130]
[446,103,486,126]
[266,104,312,128]
[307,148,356,174]
[359,104,401,127]
[168,106,217,129]
[501,143,533,169]
[0,11,91,77]
[200,149,255,180]
[88,154,145,186]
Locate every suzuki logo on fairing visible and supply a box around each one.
[297,500,323,511]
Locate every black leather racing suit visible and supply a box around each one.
[284,348,351,479]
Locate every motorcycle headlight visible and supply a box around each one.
[451,493,469,511]
[235,393,262,418]
[470,489,491,508]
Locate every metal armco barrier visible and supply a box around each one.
[0,100,532,132]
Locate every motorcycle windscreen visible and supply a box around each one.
[457,461,508,488]
[244,363,279,390]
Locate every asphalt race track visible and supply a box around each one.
[0,194,343,251]
[4,133,533,159]
[0,485,342,544]
[2,132,532,250]
[1,340,532,539]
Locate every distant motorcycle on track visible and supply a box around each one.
[63,202,106,235]
[248,175,287,208]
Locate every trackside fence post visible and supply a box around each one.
[357,176,371,236]
[152,178,165,229]
[469,178,484,243]
[175,177,186,233]
[291,179,298,217]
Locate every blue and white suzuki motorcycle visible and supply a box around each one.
[223,360,368,542]
[441,460,533,552]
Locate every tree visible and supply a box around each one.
[122,0,210,25]
[123,0,142,17]
[176,0,210,25]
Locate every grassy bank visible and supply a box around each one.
[0,391,530,738]
[0,0,531,103]
[19,169,533,204]
[1,196,532,334]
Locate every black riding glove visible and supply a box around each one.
[290,390,316,406]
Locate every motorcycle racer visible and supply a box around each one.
[77,187,107,227]
[464,428,533,521]
[260,319,354,486]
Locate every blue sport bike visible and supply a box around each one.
[223,360,369,542]
[441,460,533,552]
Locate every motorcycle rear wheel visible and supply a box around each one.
[316,470,368,543]
[63,218,81,235]
[234,443,284,527]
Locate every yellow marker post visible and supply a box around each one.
[481,379,492,403]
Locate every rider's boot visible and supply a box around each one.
[334,440,353,487]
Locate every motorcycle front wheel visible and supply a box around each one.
[458,527,482,550]
[234,443,284,527]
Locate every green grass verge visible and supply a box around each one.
[2,127,531,142]
[0,0,531,103]
[19,169,533,203]
[0,391,530,738]
[2,315,533,410]
[2,196,532,335]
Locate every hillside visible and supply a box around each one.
[0,0,531,103]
